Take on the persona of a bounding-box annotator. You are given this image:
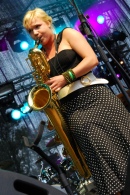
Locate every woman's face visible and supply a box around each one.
[27,17,52,46]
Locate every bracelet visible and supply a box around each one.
[62,69,76,84]
[68,69,76,81]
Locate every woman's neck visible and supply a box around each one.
[44,34,55,50]
[43,34,56,59]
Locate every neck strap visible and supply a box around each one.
[54,30,64,52]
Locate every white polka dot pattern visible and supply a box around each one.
[60,85,130,195]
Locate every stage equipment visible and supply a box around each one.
[25,40,91,181]
[23,124,93,195]
[0,82,20,121]
[0,82,22,121]
[46,135,62,147]
[0,169,66,195]
[0,82,31,121]
[0,82,15,97]
[6,30,29,52]
[23,125,74,195]
[20,102,31,114]
[112,31,127,41]
[10,109,22,120]
[99,36,113,50]
[69,0,130,109]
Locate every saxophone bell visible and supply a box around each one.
[28,84,52,111]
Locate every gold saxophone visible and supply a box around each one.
[27,42,91,179]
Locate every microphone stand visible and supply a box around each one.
[70,0,130,108]
[23,133,74,195]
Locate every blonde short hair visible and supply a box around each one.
[23,8,52,30]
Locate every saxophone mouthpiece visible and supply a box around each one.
[35,39,40,48]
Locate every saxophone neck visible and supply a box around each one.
[34,39,40,48]
[29,40,41,54]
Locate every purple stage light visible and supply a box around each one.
[116,74,120,78]
[97,15,105,24]
[74,0,121,36]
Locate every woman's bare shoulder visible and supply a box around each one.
[62,27,82,40]
[63,27,79,34]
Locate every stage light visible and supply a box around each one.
[112,31,127,41]
[6,31,29,52]
[3,104,30,122]
[116,74,121,79]
[20,102,31,114]
[20,41,29,51]
[0,37,8,52]
[11,109,22,120]
[97,15,105,24]
[115,71,122,80]
[2,107,22,122]
[120,60,124,65]
[111,61,122,80]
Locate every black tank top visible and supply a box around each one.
[48,28,82,77]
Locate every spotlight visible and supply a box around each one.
[6,31,29,52]
[111,61,122,80]
[2,107,22,122]
[11,109,22,120]
[20,41,29,51]
[116,73,121,79]
[20,102,31,114]
[97,15,105,24]
[120,60,124,65]
[4,105,29,122]
[112,31,127,41]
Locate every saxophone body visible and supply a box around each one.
[27,44,91,179]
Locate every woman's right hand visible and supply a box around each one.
[45,75,67,92]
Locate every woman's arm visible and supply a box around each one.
[61,28,99,78]
[46,28,99,92]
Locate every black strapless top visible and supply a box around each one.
[48,49,82,77]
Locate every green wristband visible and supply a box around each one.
[68,69,76,81]
[62,69,76,84]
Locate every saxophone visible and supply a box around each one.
[27,42,91,179]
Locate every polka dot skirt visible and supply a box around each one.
[60,85,130,195]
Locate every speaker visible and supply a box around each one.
[0,169,66,195]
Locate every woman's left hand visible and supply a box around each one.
[45,75,67,92]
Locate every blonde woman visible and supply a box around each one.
[23,8,130,195]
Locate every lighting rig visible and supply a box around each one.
[0,82,31,122]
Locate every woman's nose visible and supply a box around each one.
[33,29,39,35]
